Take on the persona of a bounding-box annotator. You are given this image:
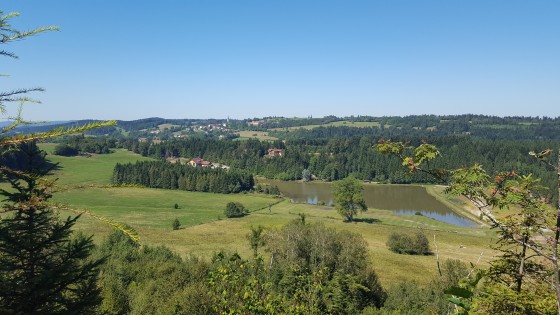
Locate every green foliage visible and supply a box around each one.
[377,140,560,312]
[380,281,450,315]
[53,143,80,156]
[172,217,181,230]
[332,176,367,221]
[224,201,247,218]
[437,259,470,289]
[265,220,387,312]
[113,160,254,193]
[0,145,103,314]
[209,252,277,314]
[470,282,556,315]
[443,269,485,314]
[302,168,311,181]
[386,231,431,255]
[96,231,212,315]
[247,225,265,257]
[413,143,440,166]
[53,134,116,155]
[375,140,407,157]
[174,203,179,209]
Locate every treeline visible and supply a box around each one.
[112,160,254,193]
[268,121,560,141]
[121,136,559,201]
[53,134,118,156]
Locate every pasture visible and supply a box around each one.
[40,145,497,286]
[236,130,278,140]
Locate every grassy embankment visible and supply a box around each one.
[40,143,497,286]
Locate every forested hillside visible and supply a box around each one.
[13,114,560,140]
[118,136,559,203]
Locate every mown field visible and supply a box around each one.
[236,130,278,141]
[40,144,497,286]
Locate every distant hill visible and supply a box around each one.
[5,114,560,141]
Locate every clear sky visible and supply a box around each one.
[2,0,559,121]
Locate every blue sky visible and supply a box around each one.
[2,1,559,121]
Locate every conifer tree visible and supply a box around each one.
[0,9,117,314]
[0,145,104,314]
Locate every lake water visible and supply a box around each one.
[260,179,478,227]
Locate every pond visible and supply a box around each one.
[260,179,478,227]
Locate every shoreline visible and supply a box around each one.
[258,178,489,228]
[423,184,488,227]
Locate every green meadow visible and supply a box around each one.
[40,144,497,286]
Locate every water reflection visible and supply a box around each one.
[262,180,478,227]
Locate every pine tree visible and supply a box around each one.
[0,144,104,314]
[0,9,119,314]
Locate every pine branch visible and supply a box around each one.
[1,25,59,42]
[0,121,117,146]
[0,88,45,99]
[0,50,17,58]
[50,202,140,243]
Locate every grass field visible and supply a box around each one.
[40,143,153,186]
[236,130,278,140]
[36,145,497,286]
[158,123,181,130]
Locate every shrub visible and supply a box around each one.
[224,202,247,218]
[52,143,79,156]
[172,218,181,230]
[386,231,431,255]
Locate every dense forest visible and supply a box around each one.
[112,160,255,194]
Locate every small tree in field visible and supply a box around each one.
[224,202,247,218]
[332,176,367,222]
[172,218,181,230]
[386,231,431,255]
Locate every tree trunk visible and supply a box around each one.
[517,233,528,293]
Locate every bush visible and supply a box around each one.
[386,231,431,255]
[224,202,247,218]
[172,218,181,230]
[52,143,79,156]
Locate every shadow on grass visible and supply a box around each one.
[352,218,381,224]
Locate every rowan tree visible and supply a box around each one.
[376,139,560,314]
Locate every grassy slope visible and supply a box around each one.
[40,144,497,286]
[41,143,153,186]
[236,130,278,140]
